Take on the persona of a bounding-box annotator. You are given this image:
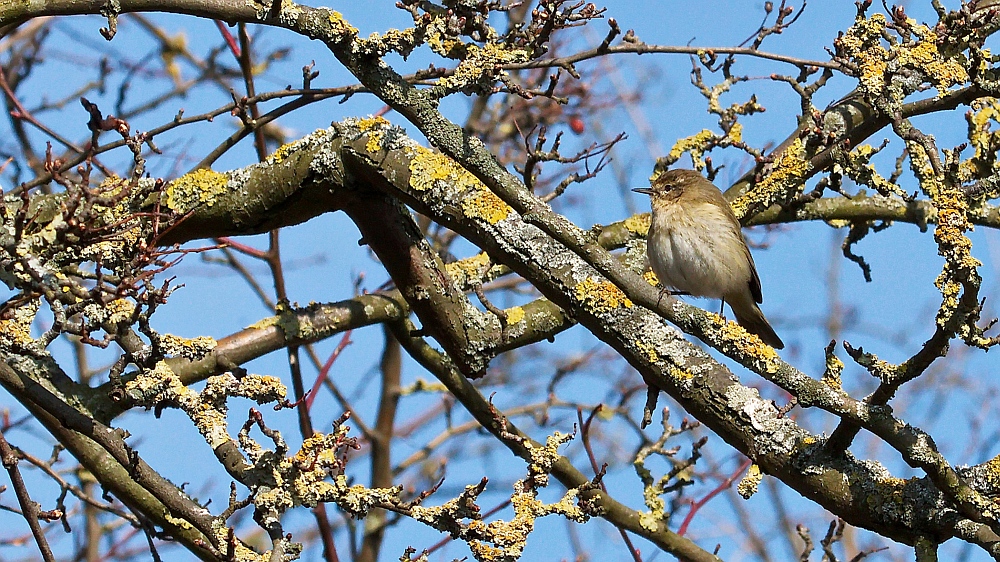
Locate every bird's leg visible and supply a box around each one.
[656,289,690,308]
[718,299,726,319]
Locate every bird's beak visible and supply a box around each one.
[632,187,654,195]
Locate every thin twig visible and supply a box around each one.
[0,428,56,562]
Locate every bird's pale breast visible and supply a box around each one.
[647,200,752,300]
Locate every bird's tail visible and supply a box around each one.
[727,294,784,350]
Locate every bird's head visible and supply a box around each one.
[632,169,707,199]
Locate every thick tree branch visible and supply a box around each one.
[335,124,1000,550]
[0,360,222,560]
[384,315,724,562]
[342,188,500,377]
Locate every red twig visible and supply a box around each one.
[577,406,642,562]
[305,330,354,410]
[676,457,753,536]
[214,20,240,58]
[215,236,269,260]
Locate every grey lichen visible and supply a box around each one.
[158,333,217,361]
[724,384,810,457]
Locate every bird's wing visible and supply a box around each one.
[744,242,763,304]
[720,198,764,305]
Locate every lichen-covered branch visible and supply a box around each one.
[0,359,223,559]
[334,118,1000,549]
[385,315,723,562]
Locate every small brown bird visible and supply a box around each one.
[633,169,784,349]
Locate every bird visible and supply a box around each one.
[632,169,784,349]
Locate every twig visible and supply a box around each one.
[0,428,56,562]
[676,457,752,537]
[305,330,354,410]
[578,406,643,562]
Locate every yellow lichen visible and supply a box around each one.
[717,320,782,371]
[969,98,1000,134]
[126,363,288,451]
[574,277,633,313]
[433,42,529,95]
[400,378,449,395]
[666,129,715,170]
[124,360,184,406]
[505,306,525,325]
[729,122,744,143]
[877,475,909,490]
[408,148,512,224]
[731,137,811,220]
[445,252,492,288]
[374,28,417,55]
[737,464,763,499]
[425,18,465,59]
[622,213,651,237]
[934,271,963,325]
[247,316,281,330]
[461,189,510,224]
[213,522,275,562]
[635,340,660,364]
[979,454,1000,490]
[929,179,986,344]
[234,374,287,403]
[160,334,217,361]
[357,116,389,132]
[165,168,228,214]
[409,149,479,192]
[893,22,968,95]
[327,10,358,37]
[358,116,391,153]
[864,353,905,383]
[638,511,660,532]
[365,132,384,154]
[838,13,968,107]
[667,365,694,380]
[61,176,147,267]
[278,307,312,340]
[0,300,39,349]
[822,351,844,390]
[270,142,297,163]
[432,430,586,559]
[963,97,1000,181]
[105,298,135,324]
[839,143,911,199]
[907,142,939,184]
[272,0,301,21]
[163,512,195,530]
[838,14,890,100]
